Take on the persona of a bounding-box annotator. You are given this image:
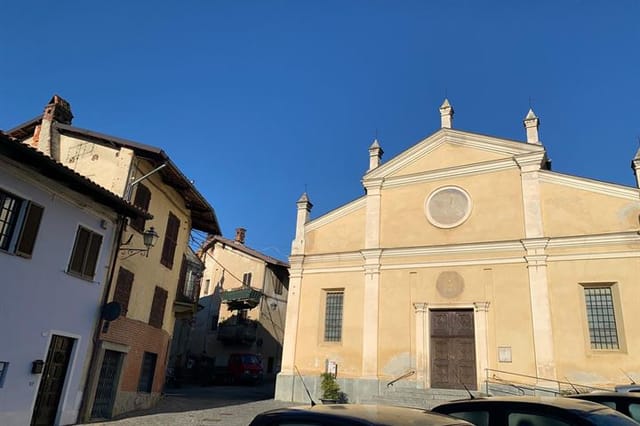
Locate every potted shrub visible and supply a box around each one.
[320,372,341,404]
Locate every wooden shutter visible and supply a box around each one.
[160,213,179,269]
[149,286,168,328]
[15,203,44,258]
[113,267,134,315]
[69,227,90,275]
[83,232,103,278]
[176,255,187,299]
[130,184,151,232]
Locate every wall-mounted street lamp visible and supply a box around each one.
[119,227,159,258]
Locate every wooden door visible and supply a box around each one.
[430,309,476,390]
[31,335,74,425]
[91,350,123,419]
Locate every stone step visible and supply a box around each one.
[361,388,482,410]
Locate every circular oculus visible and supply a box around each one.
[425,186,472,228]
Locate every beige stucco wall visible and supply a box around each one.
[294,271,364,378]
[389,142,509,177]
[548,257,640,385]
[58,134,134,195]
[305,206,366,255]
[380,169,525,248]
[540,180,640,237]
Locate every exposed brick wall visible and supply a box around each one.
[100,316,170,394]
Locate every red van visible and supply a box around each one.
[215,353,263,384]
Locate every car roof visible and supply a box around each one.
[434,396,611,413]
[568,392,640,400]
[257,404,472,425]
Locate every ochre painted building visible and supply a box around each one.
[275,100,640,404]
[191,229,289,381]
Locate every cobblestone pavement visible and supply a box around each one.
[79,381,297,426]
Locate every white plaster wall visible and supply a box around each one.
[0,162,117,426]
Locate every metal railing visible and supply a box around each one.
[387,369,416,388]
[485,368,611,396]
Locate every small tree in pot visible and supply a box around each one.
[320,373,342,404]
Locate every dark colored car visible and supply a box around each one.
[431,396,639,425]
[249,404,474,426]
[567,392,640,422]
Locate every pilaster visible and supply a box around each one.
[361,249,382,378]
[413,303,428,388]
[280,256,304,374]
[473,301,490,389]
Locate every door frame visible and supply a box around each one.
[82,340,129,421]
[30,331,80,426]
[414,302,489,390]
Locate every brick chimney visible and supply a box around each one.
[33,95,73,159]
[234,227,246,244]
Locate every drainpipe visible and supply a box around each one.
[77,214,126,422]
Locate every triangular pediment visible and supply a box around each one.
[364,128,545,181]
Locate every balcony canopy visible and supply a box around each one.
[221,286,262,310]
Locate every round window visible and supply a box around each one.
[425,186,472,228]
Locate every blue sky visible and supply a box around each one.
[2,1,639,260]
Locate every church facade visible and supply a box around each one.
[275,100,640,404]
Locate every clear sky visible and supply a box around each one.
[1,1,639,260]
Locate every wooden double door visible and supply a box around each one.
[430,309,477,390]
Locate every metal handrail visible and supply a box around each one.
[485,368,611,395]
[387,369,416,388]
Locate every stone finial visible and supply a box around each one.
[368,139,384,171]
[292,192,313,254]
[524,108,540,144]
[632,147,640,188]
[439,99,454,129]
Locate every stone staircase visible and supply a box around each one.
[360,386,485,410]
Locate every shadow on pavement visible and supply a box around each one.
[108,380,276,421]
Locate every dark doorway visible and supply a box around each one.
[31,335,75,426]
[91,350,123,419]
[430,309,476,390]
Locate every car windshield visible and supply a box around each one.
[241,355,260,364]
[583,407,640,426]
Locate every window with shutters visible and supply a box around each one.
[242,272,252,287]
[0,188,44,258]
[130,184,151,233]
[160,212,179,269]
[113,267,134,315]
[68,226,103,280]
[149,286,168,328]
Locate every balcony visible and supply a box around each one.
[221,286,262,310]
[217,316,258,345]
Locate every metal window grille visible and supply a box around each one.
[138,352,157,393]
[584,287,619,350]
[0,191,21,250]
[324,291,344,342]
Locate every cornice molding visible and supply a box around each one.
[305,197,366,231]
[363,128,543,181]
[539,171,639,200]
[382,158,517,189]
[303,252,363,263]
[380,257,526,270]
[547,232,640,248]
[383,241,524,257]
[548,251,640,262]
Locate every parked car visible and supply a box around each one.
[567,392,640,421]
[431,396,638,425]
[616,385,640,393]
[213,352,263,384]
[249,404,474,426]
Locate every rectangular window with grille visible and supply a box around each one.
[584,286,619,350]
[138,352,157,393]
[68,226,103,280]
[0,189,44,258]
[324,291,344,342]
